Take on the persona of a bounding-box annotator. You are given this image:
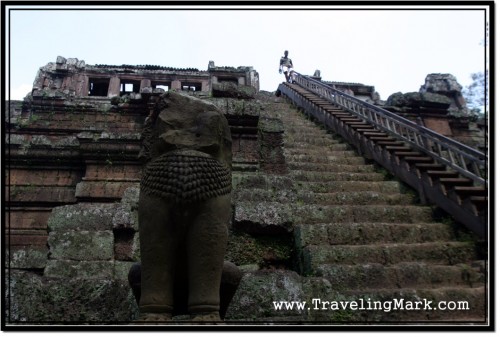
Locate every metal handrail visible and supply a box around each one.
[290,71,487,186]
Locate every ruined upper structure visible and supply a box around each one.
[419,73,469,115]
[31,56,259,98]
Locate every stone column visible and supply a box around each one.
[108,76,121,97]
[209,75,218,92]
[250,70,260,92]
[61,76,72,92]
[140,79,152,92]
[77,75,89,97]
[171,80,182,91]
[201,80,210,92]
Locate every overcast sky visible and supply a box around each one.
[5,4,488,101]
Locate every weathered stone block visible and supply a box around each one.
[132,233,140,260]
[423,117,453,136]
[259,117,284,133]
[48,230,114,261]
[232,174,295,191]
[212,82,256,99]
[120,186,140,210]
[112,205,139,231]
[7,270,138,323]
[9,186,76,204]
[7,234,47,246]
[233,202,293,234]
[75,181,137,200]
[386,91,451,110]
[47,203,118,231]
[113,229,140,261]
[419,92,452,109]
[56,56,66,64]
[233,188,298,204]
[259,117,287,175]
[225,230,293,267]
[114,261,136,281]
[8,246,47,269]
[421,73,463,94]
[294,223,330,249]
[209,97,261,116]
[44,260,113,278]
[225,270,305,320]
[386,92,406,107]
[300,277,340,321]
[6,204,52,229]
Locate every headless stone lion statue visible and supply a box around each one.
[136,91,232,322]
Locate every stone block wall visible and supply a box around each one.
[7,187,141,323]
[5,88,288,324]
[258,117,287,174]
[6,95,148,279]
[45,187,140,279]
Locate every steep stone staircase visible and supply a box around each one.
[278,99,486,322]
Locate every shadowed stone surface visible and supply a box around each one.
[48,230,114,261]
[225,270,305,320]
[8,247,48,269]
[48,204,118,231]
[7,270,138,323]
[137,91,232,320]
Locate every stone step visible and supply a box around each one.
[284,125,337,133]
[297,163,378,173]
[285,140,348,150]
[314,262,485,290]
[290,171,385,182]
[283,124,325,131]
[294,204,434,224]
[272,91,487,323]
[284,143,356,154]
[285,127,331,134]
[284,142,360,152]
[302,241,477,268]
[295,222,455,246]
[285,130,336,138]
[284,118,329,125]
[286,151,363,161]
[233,188,299,204]
[289,159,368,169]
[234,189,414,206]
[303,180,403,193]
[234,203,434,234]
[306,287,486,322]
[307,192,414,205]
[232,174,295,191]
[286,152,365,164]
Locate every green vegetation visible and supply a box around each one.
[225,230,294,268]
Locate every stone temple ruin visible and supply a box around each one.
[5,56,487,324]
[31,56,259,97]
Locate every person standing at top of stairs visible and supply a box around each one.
[279,50,294,83]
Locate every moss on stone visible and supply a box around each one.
[48,230,114,261]
[7,270,138,323]
[225,230,294,268]
[48,204,118,231]
[8,246,48,269]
